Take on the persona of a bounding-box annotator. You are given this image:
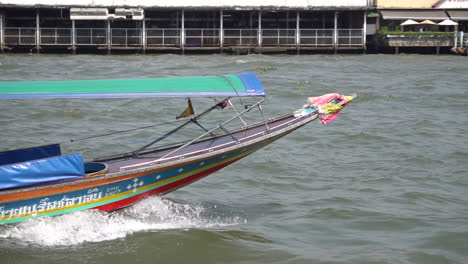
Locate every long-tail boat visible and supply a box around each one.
[0,73,355,224]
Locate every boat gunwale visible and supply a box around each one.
[115,110,307,170]
[95,110,295,163]
[0,111,319,202]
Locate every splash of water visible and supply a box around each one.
[235,60,248,64]
[0,197,245,247]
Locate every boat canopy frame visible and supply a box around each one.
[96,95,269,164]
[0,71,269,166]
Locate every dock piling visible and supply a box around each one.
[142,18,146,54]
[333,11,338,52]
[181,10,185,51]
[0,11,4,53]
[71,19,76,54]
[220,10,224,50]
[258,11,262,48]
[296,11,300,51]
[363,11,367,49]
[35,9,40,53]
[106,20,111,54]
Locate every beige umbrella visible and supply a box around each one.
[419,19,437,31]
[420,19,437,25]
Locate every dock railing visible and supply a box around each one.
[300,29,334,46]
[453,31,467,49]
[223,29,258,46]
[262,29,296,46]
[463,32,468,47]
[4,27,36,45]
[185,28,220,47]
[3,27,365,49]
[40,28,72,45]
[111,28,142,47]
[383,32,454,47]
[146,28,181,47]
[337,29,364,46]
[76,28,106,45]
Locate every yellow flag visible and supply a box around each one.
[176,98,195,119]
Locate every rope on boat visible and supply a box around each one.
[81,126,207,156]
[61,96,268,158]
[61,119,184,145]
[72,96,231,146]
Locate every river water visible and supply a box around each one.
[0,53,467,264]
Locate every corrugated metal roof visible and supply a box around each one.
[0,0,371,8]
[380,10,449,20]
[447,10,468,21]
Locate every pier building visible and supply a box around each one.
[376,0,468,54]
[0,0,467,54]
[0,0,376,53]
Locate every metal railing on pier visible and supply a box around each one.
[454,31,468,49]
[224,29,258,46]
[300,29,334,46]
[111,28,142,46]
[4,27,36,45]
[147,29,181,47]
[386,34,454,47]
[40,28,72,45]
[76,28,106,45]
[185,29,220,47]
[3,27,365,49]
[262,29,296,46]
[337,29,364,46]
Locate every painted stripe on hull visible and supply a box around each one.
[95,157,240,211]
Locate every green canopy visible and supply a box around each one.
[0,72,265,99]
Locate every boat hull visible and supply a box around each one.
[0,131,285,224]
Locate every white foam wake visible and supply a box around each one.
[0,197,244,246]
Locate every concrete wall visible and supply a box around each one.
[0,0,372,9]
[377,0,436,8]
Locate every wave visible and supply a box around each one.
[0,197,245,247]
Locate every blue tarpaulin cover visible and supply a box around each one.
[0,144,62,166]
[0,153,85,190]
